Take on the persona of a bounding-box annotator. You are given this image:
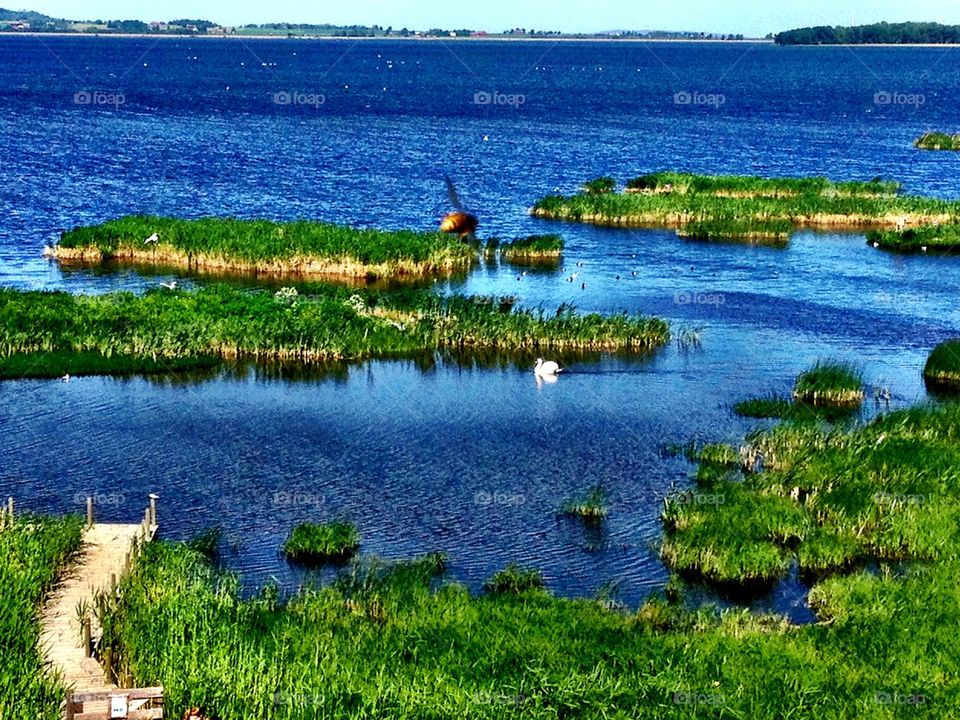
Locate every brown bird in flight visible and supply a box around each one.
[440,175,478,238]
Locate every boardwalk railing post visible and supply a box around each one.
[149,493,159,528]
[82,617,91,658]
[6,496,12,525]
[86,496,94,528]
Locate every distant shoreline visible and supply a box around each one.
[0,32,771,43]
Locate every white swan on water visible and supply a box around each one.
[534,358,562,377]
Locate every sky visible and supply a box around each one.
[11,0,960,37]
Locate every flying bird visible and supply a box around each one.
[439,175,478,238]
[160,281,178,290]
[144,233,159,244]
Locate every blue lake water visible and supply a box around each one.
[1,36,959,616]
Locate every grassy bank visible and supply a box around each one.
[497,235,564,263]
[52,216,477,281]
[676,219,792,245]
[792,361,865,408]
[868,223,960,253]
[914,132,960,151]
[0,285,669,378]
[283,521,360,565]
[532,173,957,232]
[0,513,84,719]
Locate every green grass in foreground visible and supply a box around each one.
[0,514,84,719]
[283,521,360,565]
[101,430,960,720]
[55,216,477,279]
[532,173,956,230]
[792,361,865,408]
[868,223,960,253]
[0,285,669,377]
[924,339,960,390]
[914,132,960,151]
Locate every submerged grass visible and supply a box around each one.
[914,132,960,151]
[0,285,669,378]
[0,513,84,719]
[792,361,865,408]
[558,485,608,521]
[533,173,954,231]
[53,215,477,280]
[868,223,960,253]
[283,521,360,565]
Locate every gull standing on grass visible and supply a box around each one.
[144,233,159,244]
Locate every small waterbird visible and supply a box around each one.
[60,373,70,383]
[144,233,159,244]
[160,281,178,290]
[534,358,563,377]
[439,175,478,238]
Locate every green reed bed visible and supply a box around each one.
[532,173,956,231]
[0,286,669,378]
[733,394,857,423]
[792,361,865,408]
[924,339,960,390]
[581,176,617,194]
[283,521,360,565]
[53,215,477,280]
[624,172,900,198]
[663,402,960,586]
[101,516,960,718]
[0,513,84,719]
[868,223,960,253]
[914,132,960,151]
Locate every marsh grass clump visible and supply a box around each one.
[559,485,608,521]
[283,521,360,565]
[0,285,670,378]
[624,172,899,198]
[914,132,960,150]
[792,361,865,408]
[53,215,477,281]
[581,176,616,194]
[0,513,84,719]
[482,563,545,595]
[923,339,960,390]
[868,223,960,253]
[498,234,564,263]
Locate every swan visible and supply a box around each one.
[160,281,177,290]
[144,233,159,244]
[534,358,562,377]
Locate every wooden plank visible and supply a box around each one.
[75,711,162,720]
[70,688,164,703]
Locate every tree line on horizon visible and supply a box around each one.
[775,21,960,45]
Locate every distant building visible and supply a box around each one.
[149,21,168,31]
[470,31,488,37]
[12,21,30,31]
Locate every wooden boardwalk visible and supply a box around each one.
[35,497,159,718]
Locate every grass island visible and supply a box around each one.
[914,132,960,151]
[49,216,478,281]
[0,284,670,379]
[532,172,959,240]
